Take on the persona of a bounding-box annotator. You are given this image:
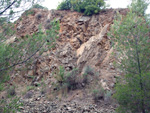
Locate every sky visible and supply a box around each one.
[41,0,150,14]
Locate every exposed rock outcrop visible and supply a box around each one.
[14,8,128,76]
[4,8,129,113]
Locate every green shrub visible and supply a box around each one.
[26,86,35,91]
[0,83,4,91]
[92,87,113,103]
[84,5,100,16]
[7,86,16,98]
[54,67,80,91]
[104,90,112,104]
[92,88,105,102]
[65,68,79,90]
[57,0,105,16]
[57,0,72,10]
[32,4,48,9]
[83,66,95,76]
[54,66,65,85]
[113,73,150,113]
[82,66,99,84]
[109,0,150,112]
[25,10,35,16]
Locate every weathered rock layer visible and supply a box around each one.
[15,8,128,81]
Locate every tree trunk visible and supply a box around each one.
[135,37,145,113]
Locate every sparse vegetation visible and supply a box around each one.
[104,90,112,104]
[7,86,16,98]
[25,10,35,16]
[65,68,80,90]
[54,67,80,91]
[26,85,35,91]
[1,0,150,112]
[53,65,103,102]
[40,78,47,94]
[83,65,95,76]
[54,66,66,85]
[0,97,23,113]
[92,87,105,103]
[0,74,10,91]
[82,65,99,85]
[21,85,35,96]
[0,83,4,91]
[32,4,48,10]
[92,84,112,103]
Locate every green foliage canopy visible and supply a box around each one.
[109,0,150,112]
[31,4,48,9]
[0,0,59,82]
[57,0,105,16]
[0,20,60,83]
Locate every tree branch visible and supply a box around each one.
[0,41,45,72]
[0,0,16,15]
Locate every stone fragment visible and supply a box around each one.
[78,16,90,22]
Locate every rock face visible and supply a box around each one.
[12,8,129,91]
[9,8,129,112]
[77,24,109,71]
[15,8,128,75]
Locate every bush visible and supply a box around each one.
[54,67,81,91]
[92,86,112,103]
[57,0,72,10]
[65,68,79,90]
[32,4,48,10]
[54,66,65,85]
[83,66,95,76]
[84,5,100,16]
[82,66,99,84]
[57,0,105,16]
[92,88,105,103]
[7,86,16,98]
[113,73,150,113]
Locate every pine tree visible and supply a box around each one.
[0,1,60,112]
[0,1,60,83]
[109,0,150,112]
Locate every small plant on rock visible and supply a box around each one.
[82,65,99,85]
[1,97,23,113]
[54,66,65,85]
[83,65,95,76]
[92,86,113,104]
[104,90,112,104]
[92,87,105,103]
[7,86,16,98]
[54,67,80,91]
[65,68,80,90]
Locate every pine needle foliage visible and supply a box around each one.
[0,20,60,82]
[108,0,150,112]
